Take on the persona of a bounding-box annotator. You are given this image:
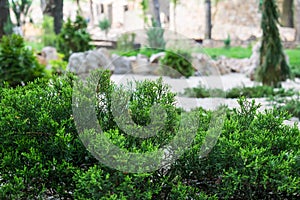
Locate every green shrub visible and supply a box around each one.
[146,20,166,50]
[116,32,136,52]
[57,14,92,60]
[0,34,45,87]
[99,18,111,37]
[1,68,300,199]
[169,98,300,199]
[160,50,194,78]
[223,34,231,49]
[0,74,98,198]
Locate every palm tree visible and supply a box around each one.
[257,0,291,87]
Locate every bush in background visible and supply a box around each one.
[160,50,194,78]
[57,14,92,60]
[0,34,45,87]
[116,32,136,52]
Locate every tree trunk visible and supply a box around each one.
[0,0,10,38]
[204,0,212,39]
[152,0,161,27]
[40,0,63,34]
[52,0,63,34]
[89,0,94,25]
[295,0,300,41]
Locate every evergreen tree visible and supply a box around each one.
[256,0,291,87]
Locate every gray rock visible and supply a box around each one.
[111,54,132,74]
[41,46,58,70]
[67,48,114,75]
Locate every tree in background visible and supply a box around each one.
[152,0,161,27]
[0,0,11,38]
[204,0,212,39]
[41,0,63,34]
[295,0,300,41]
[11,0,32,27]
[256,0,291,87]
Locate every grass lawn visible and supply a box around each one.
[202,46,252,59]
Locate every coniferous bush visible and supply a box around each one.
[57,14,92,60]
[0,34,45,87]
[256,0,291,87]
[0,69,299,199]
[160,50,194,78]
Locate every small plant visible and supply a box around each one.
[57,14,93,60]
[223,34,231,49]
[0,34,45,87]
[160,50,194,78]
[146,19,166,50]
[98,18,111,38]
[116,32,136,52]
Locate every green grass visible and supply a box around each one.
[285,48,300,77]
[201,46,252,59]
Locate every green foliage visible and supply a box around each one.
[256,0,291,87]
[116,32,136,52]
[98,18,111,37]
[223,34,231,49]
[0,34,45,87]
[169,98,300,199]
[160,50,194,78]
[57,14,92,60]
[48,55,68,76]
[41,15,57,47]
[182,84,295,98]
[146,19,166,50]
[0,74,97,198]
[276,94,300,119]
[140,0,149,23]
[1,68,300,199]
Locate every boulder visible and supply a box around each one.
[41,46,58,70]
[67,48,114,75]
[111,54,132,74]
